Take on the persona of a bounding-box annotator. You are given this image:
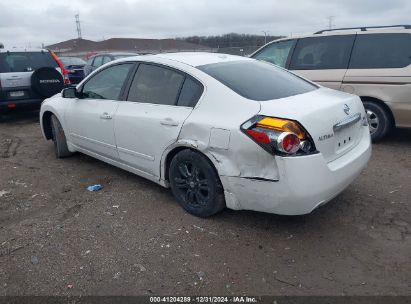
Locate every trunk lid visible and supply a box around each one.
[258,87,366,163]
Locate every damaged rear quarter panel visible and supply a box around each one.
[176,78,280,182]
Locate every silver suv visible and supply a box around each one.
[0,46,66,111]
[251,25,411,141]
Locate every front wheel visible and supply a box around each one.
[363,101,392,142]
[51,115,72,158]
[169,149,225,217]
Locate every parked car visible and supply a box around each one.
[40,53,371,217]
[60,56,86,84]
[0,48,68,111]
[251,25,411,141]
[83,52,137,76]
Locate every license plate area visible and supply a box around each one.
[9,91,25,98]
[333,113,362,154]
[334,122,361,154]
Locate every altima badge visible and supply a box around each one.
[344,104,350,115]
[318,133,334,141]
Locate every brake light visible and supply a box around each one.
[278,132,300,154]
[49,51,70,85]
[241,116,316,156]
[245,129,270,144]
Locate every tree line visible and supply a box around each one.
[178,33,284,49]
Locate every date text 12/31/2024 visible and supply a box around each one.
[150,296,258,303]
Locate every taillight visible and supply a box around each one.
[49,50,70,85]
[241,116,317,156]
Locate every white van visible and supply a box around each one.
[251,25,411,141]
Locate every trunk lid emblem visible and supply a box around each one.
[344,104,350,115]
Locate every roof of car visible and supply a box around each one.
[145,52,251,67]
[0,48,50,53]
[265,27,411,43]
[251,26,411,57]
[93,52,138,57]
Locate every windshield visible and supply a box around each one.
[60,57,86,66]
[0,51,58,73]
[198,60,317,101]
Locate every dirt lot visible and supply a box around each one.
[0,109,410,296]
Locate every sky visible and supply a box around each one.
[1,0,410,48]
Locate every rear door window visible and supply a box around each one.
[0,52,57,73]
[349,33,411,69]
[289,35,355,70]
[127,64,185,106]
[252,40,296,68]
[177,77,204,107]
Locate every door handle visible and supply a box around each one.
[100,112,112,120]
[160,118,179,127]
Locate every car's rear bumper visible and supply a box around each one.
[0,98,43,109]
[221,126,372,215]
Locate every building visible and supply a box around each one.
[46,38,214,58]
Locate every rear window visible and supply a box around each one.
[0,52,58,73]
[198,60,317,101]
[349,33,411,69]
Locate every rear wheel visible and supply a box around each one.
[51,115,72,158]
[169,149,225,217]
[362,100,392,142]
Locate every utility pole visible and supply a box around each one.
[75,14,82,39]
[262,31,268,44]
[327,16,335,30]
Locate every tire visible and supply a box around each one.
[363,100,392,142]
[51,115,72,158]
[31,67,64,98]
[169,149,225,217]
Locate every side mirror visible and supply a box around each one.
[62,86,79,98]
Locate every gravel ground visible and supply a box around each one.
[0,109,410,296]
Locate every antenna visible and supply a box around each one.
[75,14,82,39]
[327,16,335,30]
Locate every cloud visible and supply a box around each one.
[0,0,410,48]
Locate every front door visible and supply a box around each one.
[64,63,135,159]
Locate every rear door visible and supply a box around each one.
[289,35,356,90]
[64,63,135,159]
[343,33,411,127]
[114,63,203,178]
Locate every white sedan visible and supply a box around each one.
[40,52,371,217]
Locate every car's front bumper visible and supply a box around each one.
[220,127,372,215]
